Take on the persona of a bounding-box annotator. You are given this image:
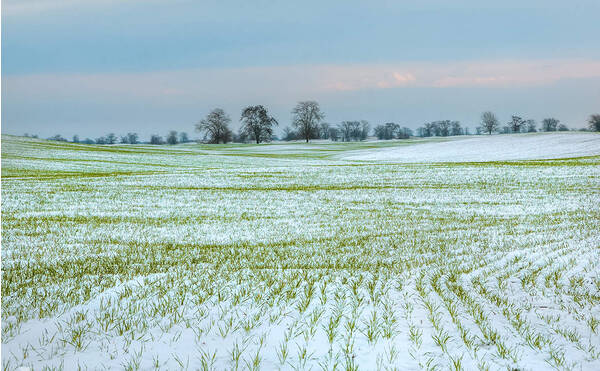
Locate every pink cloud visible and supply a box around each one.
[4,59,600,105]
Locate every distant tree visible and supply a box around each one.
[542,118,559,132]
[374,125,386,140]
[436,120,451,137]
[480,111,499,135]
[328,126,340,141]
[72,135,80,143]
[375,122,399,140]
[240,105,278,144]
[196,108,233,144]
[150,134,164,145]
[450,121,462,136]
[127,132,139,144]
[120,135,129,144]
[319,122,331,139]
[291,101,324,143]
[400,127,413,138]
[282,126,296,141]
[105,133,117,144]
[557,123,569,131]
[179,132,189,143]
[82,138,95,144]
[421,122,436,137]
[432,122,442,136]
[48,134,67,142]
[526,119,537,133]
[96,136,107,144]
[360,120,370,140]
[508,116,525,133]
[588,114,600,132]
[167,130,178,145]
[338,121,358,141]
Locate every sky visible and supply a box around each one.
[2,0,600,139]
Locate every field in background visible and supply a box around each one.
[2,133,600,370]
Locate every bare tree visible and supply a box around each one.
[48,134,67,142]
[338,121,358,141]
[588,114,600,132]
[196,108,233,144]
[508,116,525,133]
[436,120,451,136]
[179,132,189,143]
[240,105,278,144]
[150,134,164,144]
[526,119,537,133]
[374,122,399,140]
[319,122,331,139]
[291,101,324,143]
[167,130,178,145]
[360,120,370,140]
[282,126,296,141]
[106,133,117,144]
[480,111,499,135]
[542,118,559,132]
[399,127,413,139]
[127,132,139,144]
[450,121,462,136]
[328,126,340,141]
[72,135,80,143]
[422,122,436,137]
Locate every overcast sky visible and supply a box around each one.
[2,0,600,139]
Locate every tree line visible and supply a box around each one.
[32,103,600,144]
[38,131,192,145]
[477,112,572,135]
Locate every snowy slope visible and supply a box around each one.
[342,132,600,162]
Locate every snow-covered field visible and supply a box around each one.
[1,133,599,370]
[342,132,600,162]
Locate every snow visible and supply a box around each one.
[341,132,600,162]
[1,134,599,370]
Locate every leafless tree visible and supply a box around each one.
[291,101,324,142]
[436,120,451,136]
[240,105,278,144]
[374,122,399,140]
[167,130,178,145]
[450,121,462,136]
[480,111,499,135]
[542,117,559,132]
[319,122,331,139]
[588,114,600,131]
[282,126,296,141]
[150,134,164,144]
[508,116,525,133]
[106,133,117,144]
[196,108,233,144]
[526,119,537,132]
[422,122,436,137]
[328,126,340,141]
